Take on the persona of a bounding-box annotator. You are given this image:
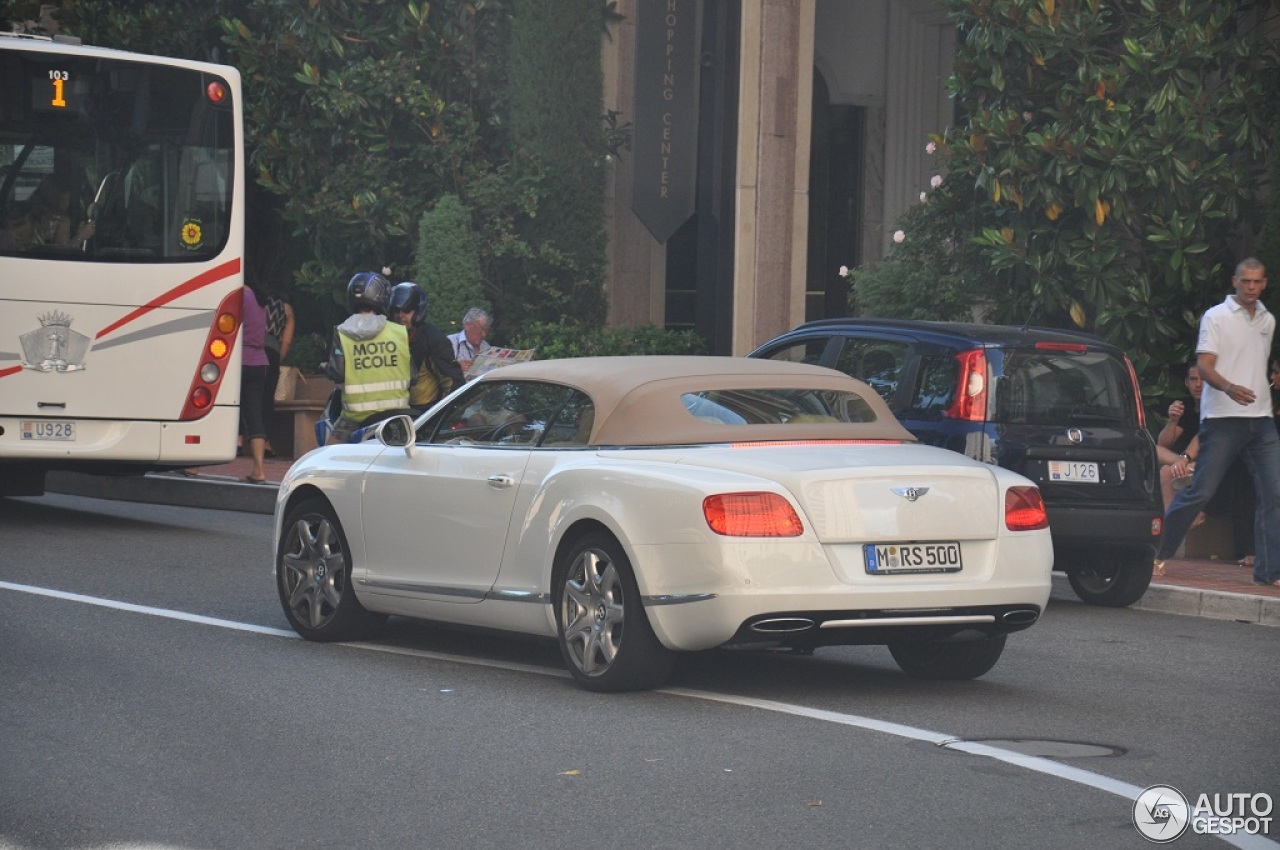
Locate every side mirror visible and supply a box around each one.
[375,414,417,457]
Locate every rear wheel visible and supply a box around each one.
[554,532,675,692]
[888,634,1007,680]
[277,497,384,641]
[1066,549,1153,608]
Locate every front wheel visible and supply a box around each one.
[554,532,675,692]
[1066,549,1153,608]
[277,497,384,641]
[888,634,1007,680]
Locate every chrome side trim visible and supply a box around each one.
[820,614,996,629]
[358,579,551,605]
[485,588,551,604]
[358,579,486,600]
[642,593,718,606]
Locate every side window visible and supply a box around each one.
[904,355,958,420]
[541,391,595,447]
[760,337,830,366]
[425,380,572,446]
[833,339,909,405]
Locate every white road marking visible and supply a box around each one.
[3,580,1275,849]
[0,580,297,638]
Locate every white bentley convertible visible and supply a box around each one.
[273,356,1053,691]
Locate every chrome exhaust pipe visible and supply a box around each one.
[750,617,817,634]
[1001,609,1040,626]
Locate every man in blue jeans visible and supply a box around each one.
[1155,258,1280,586]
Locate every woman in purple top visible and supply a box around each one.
[240,285,270,483]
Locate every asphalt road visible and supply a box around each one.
[1,494,1276,850]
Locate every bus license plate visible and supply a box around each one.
[1048,460,1099,483]
[22,420,76,441]
[864,542,962,574]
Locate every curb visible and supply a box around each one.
[46,470,278,515]
[1052,574,1279,627]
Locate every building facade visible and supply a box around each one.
[603,0,956,354]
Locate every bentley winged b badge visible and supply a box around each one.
[891,486,930,502]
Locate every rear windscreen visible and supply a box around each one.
[0,49,235,262]
[993,350,1133,427]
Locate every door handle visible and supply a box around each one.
[487,475,515,489]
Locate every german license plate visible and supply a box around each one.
[22,420,76,441]
[864,542,962,574]
[1048,460,1099,483]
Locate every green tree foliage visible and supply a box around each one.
[222,0,506,318]
[851,201,995,322]
[500,0,608,326]
[414,193,488,333]
[511,319,705,359]
[865,0,1279,402]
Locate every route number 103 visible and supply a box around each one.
[48,69,69,108]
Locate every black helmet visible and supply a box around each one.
[346,271,392,315]
[389,281,428,326]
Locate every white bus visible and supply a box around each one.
[0,34,245,496]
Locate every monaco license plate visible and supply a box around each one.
[1047,460,1099,483]
[22,420,76,441]
[864,542,962,574]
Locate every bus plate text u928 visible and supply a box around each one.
[22,420,76,441]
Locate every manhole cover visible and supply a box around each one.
[942,738,1125,758]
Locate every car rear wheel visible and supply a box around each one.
[277,497,384,641]
[888,634,1007,680]
[1066,549,1153,608]
[554,532,675,692]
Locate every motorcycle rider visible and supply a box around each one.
[388,281,465,414]
[322,271,411,443]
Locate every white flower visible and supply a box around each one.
[381,266,392,276]
[925,142,937,154]
[920,191,928,203]
[1023,111,1033,121]
[893,230,906,243]
[838,265,850,278]
[930,175,943,189]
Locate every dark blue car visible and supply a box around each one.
[750,318,1163,607]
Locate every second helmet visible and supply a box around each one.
[389,281,428,326]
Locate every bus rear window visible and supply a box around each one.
[0,52,234,262]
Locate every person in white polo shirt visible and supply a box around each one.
[1155,258,1280,586]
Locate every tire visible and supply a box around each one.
[888,634,1007,680]
[553,532,675,692]
[1066,548,1153,608]
[277,497,384,641]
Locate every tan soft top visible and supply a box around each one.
[474,356,916,446]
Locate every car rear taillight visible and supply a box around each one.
[703,493,804,537]
[945,349,988,421]
[1123,354,1146,428]
[179,287,243,421]
[1034,341,1087,352]
[1005,486,1049,531]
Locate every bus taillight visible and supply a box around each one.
[180,287,243,421]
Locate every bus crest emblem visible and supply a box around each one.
[20,311,90,372]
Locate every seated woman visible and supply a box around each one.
[1156,361,1203,521]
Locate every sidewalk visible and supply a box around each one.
[45,451,1280,627]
